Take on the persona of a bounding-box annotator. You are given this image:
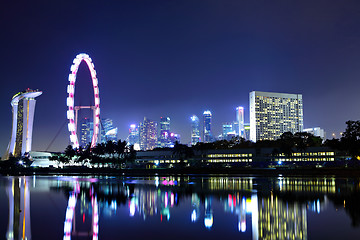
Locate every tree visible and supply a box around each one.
[172,141,194,166]
[340,120,360,160]
[278,132,295,157]
[115,140,127,160]
[125,144,137,163]
[64,145,76,160]
[104,140,116,158]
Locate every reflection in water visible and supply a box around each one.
[257,194,307,239]
[6,177,31,240]
[3,175,360,239]
[63,182,99,240]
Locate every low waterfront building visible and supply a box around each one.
[29,151,59,168]
[135,146,345,168]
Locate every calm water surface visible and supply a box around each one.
[1,174,360,240]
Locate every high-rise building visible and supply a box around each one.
[244,123,250,140]
[236,106,245,138]
[128,124,140,146]
[101,118,117,143]
[191,115,200,145]
[158,117,171,148]
[169,133,181,147]
[80,118,93,147]
[249,91,303,142]
[139,117,158,151]
[4,89,42,158]
[303,127,326,141]
[203,110,213,143]
[222,123,235,141]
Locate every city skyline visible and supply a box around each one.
[1,1,360,155]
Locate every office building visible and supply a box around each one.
[158,117,171,148]
[222,123,236,141]
[304,127,326,141]
[80,118,93,147]
[244,123,250,140]
[236,106,245,138]
[128,124,140,146]
[101,118,117,142]
[191,115,200,145]
[249,91,303,142]
[169,133,181,147]
[4,89,42,159]
[203,110,213,143]
[139,117,157,151]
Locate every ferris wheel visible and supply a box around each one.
[66,53,100,149]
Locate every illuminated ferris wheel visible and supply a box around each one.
[66,53,100,149]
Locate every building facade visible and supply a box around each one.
[80,118,93,147]
[4,89,42,159]
[139,117,158,151]
[304,127,326,141]
[222,123,235,141]
[203,110,213,143]
[158,117,171,148]
[128,124,140,147]
[236,106,245,138]
[101,118,117,143]
[249,91,303,142]
[191,115,201,145]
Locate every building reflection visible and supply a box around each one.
[6,177,31,240]
[256,194,307,240]
[4,175,360,239]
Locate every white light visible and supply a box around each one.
[204,215,213,228]
[70,64,77,72]
[130,199,136,216]
[68,123,75,132]
[191,210,197,222]
[65,208,74,219]
[191,115,198,121]
[68,74,75,82]
[95,97,100,105]
[94,108,100,116]
[203,110,212,115]
[73,58,81,65]
[92,78,98,86]
[70,134,77,143]
[67,111,74,120]
[66,97,73,107]
[67,85,74,94]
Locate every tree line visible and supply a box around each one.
[50,140,136,168]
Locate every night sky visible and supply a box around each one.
[1,0,360,155]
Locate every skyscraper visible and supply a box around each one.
[203,110,213,143]
[80,118,93,147]
[249,91,303,142]
[303,127,326,141]
[139,117,158,151]
[128,124,140,146]
[222,123,235,141]
[158,117,171,148]
[236,106,245,138]
[191,115,200,145]
[5,89,42,158]
[101,118,117,142]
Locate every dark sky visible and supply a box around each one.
[1,0,360,155]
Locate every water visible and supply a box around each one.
[1,174,360,240]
